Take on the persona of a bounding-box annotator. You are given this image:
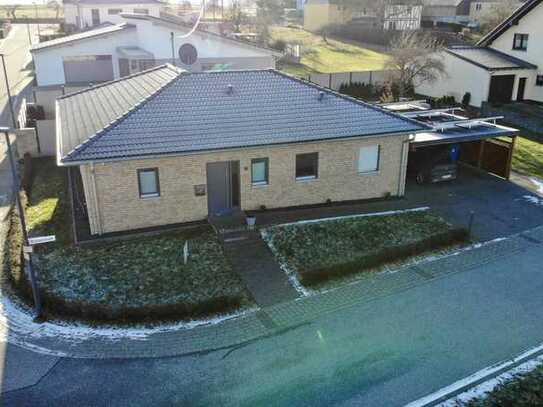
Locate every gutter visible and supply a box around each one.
[58,129,429,167]
[89,162,103,235]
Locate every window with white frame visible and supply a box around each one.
[251,158,269,185]
[133,8,149,14]
[138,168,160,198]
[358,145,380,173]
[513,34,529,51]
[537,75,543,87]
[108,8,122,14]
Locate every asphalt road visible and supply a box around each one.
[0,23,36,128]
[2,232,543,406]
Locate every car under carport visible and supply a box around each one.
[380,102,519,182]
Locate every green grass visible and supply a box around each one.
[512,135,543,179]
[271,26,390,77]
[5,158,253,322]
[463,364,543,406]
[263,211,468,288]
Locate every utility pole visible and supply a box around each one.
[33,2,41,38]
[170,32,176,65]
[1,128,43,320]
[0,54,17,129]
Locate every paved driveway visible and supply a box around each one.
[404,168,543,241]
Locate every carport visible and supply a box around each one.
[379,102,519,181]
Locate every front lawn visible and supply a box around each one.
[263,211,469,288]
[512,135,543,180]
[271,26,390,77]
[4,158,253,323]
[462,364,543,406]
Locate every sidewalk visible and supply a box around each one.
[1,224,541,360]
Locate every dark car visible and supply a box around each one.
[407,144,459,184]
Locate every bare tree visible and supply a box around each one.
[385,31,446,98]
[5,5,20,20]
[479,0,519,34]
[228,0,247,32]
[47,0,61,20]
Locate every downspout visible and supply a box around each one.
[397,134,413,197]
[89,162,103,235]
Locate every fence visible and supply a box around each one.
[304,70,398,91]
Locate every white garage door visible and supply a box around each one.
[62,55,114,84]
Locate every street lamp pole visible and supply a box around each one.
[1,128,43,319]
[0,54,17,129]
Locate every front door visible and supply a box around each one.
[91,9,100,26]
[206,161,240,217]
[517,77,527,101]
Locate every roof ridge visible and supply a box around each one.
[477,0,541,46]
[270,69,432,130]
[62,67,184,162]
[58,64,182,100]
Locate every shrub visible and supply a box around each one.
[462,92,472,107]
[270,39,287,52]
[339,82,376,100]
[298,227,469,287]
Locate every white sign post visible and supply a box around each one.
[183,241,190,265]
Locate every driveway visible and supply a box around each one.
[404,167,543,241]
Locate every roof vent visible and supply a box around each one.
[226,84,234,95]
[318,91,325,101]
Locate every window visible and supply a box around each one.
[537,75,543,87]
[358,145,380,173]
[475,3,482,10]
[513,34,529,51]
[137,168,160,198]
[251,158,269,185]
[108,8,122,14]
[296,153,318,180]
[133,8,149,14]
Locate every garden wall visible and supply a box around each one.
[306,70,398,91]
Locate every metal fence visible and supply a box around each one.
[303,70,398,91]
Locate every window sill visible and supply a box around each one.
[358,170,380,176]
[140,194,160,200]
[296,176,318,183]
[251,182,269,188]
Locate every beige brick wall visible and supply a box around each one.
[86,134,409,234]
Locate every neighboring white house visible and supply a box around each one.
[63,0,165,29]
[469,0,524,23]
[31,13,281,87]
[384,4,423,30]
[417,0,543,106]
[421,0,471,25]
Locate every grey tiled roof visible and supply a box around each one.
[57,64,183,160]
[31,23,134,52]
[446,46,537,70]
[58,68,427,164]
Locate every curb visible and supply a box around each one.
[405,343,543,407]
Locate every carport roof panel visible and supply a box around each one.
[413,123,519,146]
[446,46,537,70]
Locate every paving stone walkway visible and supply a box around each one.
[1,225,541,360]
[222,230,299,307]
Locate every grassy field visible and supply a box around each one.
[263,211,468,288]
[271,26,390,77]
[512,135,543,179]
[4,158,252,322]
[463,364,543,406]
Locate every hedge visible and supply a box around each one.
[299,227,469,287]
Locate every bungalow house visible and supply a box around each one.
[63,0,165,30]
[421,0,471,25]
[417,0,542,106]
[31,13,281,87]
[56,65,426,236]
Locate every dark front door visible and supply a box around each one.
[206,161,240,217]
[517,77,527,101]
[91,9,100,26]
[488,75,515,105]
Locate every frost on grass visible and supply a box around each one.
[262,211,465,291]
[34,228,251,310]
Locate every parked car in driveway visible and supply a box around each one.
[408,144,459,184]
